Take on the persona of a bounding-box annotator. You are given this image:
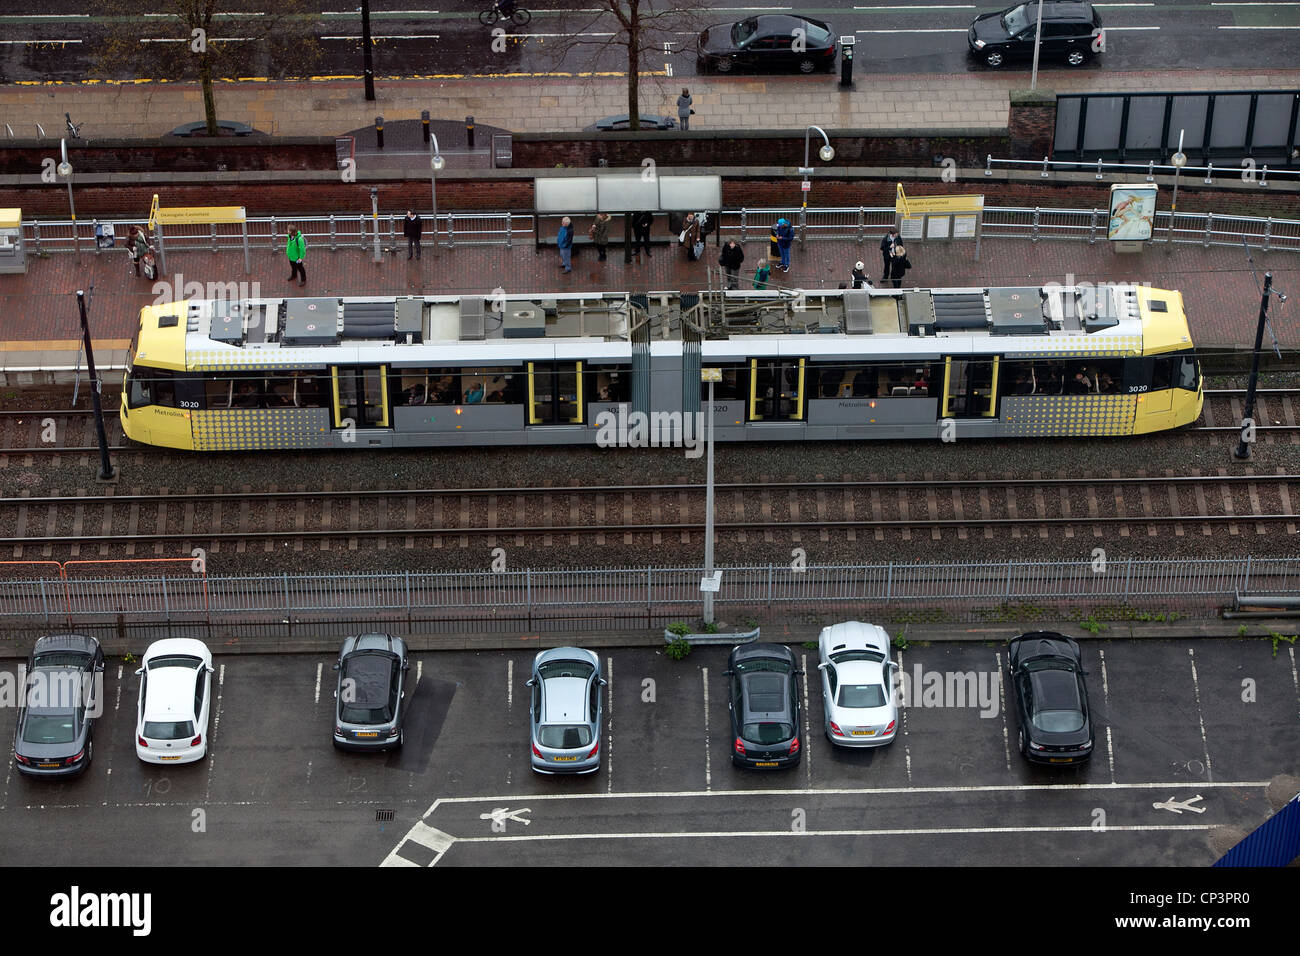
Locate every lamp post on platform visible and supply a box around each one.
[76,291,116,482]
[58,139,79,260]
[429,132,445,258]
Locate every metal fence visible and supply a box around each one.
[25,203,1300,260]
[2,557,1297,632]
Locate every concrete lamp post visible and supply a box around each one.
[430,133,445,258]
[1167,129,1187,245]
[799,125,835,223]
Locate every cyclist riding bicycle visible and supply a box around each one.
[496,0,517,14]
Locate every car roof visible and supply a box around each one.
[540,676,589,723]
[341,652,397,707]
[741,671,792,719]
[1030,669,1083,711]
[22,666,86,715]
[143,666,199,721]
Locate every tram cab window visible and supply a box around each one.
[587,366,631,404]
[1152,353,1199,392]
[1175,354,1199,391]
[127,367,175,409]
[1150,357,1174,391]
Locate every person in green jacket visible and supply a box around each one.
[753,258,772,290]
[286,226,306,286]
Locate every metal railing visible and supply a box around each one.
[990,154,1300,188]
[1,557,1296,632]
[23,202,1300,258]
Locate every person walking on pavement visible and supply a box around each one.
[286,226,307,286]
[589,212,611,262]
[880,226,898,282]
[677,88,694,130]
[888,244,912,289]
[774,217,794,272]
[128,226,149,277]
[633,211,654,257]
[557,216,574,273]
[403,210,423,260]
[681,212,701,262]
[753,258,772,290]
[719,239,745,290]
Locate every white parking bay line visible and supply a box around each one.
[314,661,322,705]
[995,651,1010,772]
[898,648,912,782]
[856,28,969,33]
[380,820,457,867]
[1219,24,1300,28]
[204,663,226,803]
[507,658,513,710]
[1099,649,1115,784]
[702,667,712,792]
[1188,648,1213,782]
[1290,646,1298,722]
[801,653,812,786]
[606,656,614,793]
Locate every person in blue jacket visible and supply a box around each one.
[557,216,574,273]
[775,218,794,272]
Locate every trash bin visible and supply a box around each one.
[94,219,117,250]
[0,208,27,274]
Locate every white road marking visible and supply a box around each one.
[995,651,1010,771]
[204,663,226,803]
[319,34,443,40]
[1104,26,1161,30]
[702,667,712,792]
[113,664,124,713]
[507,658,513,710]
[606,656,614,793]
[454,822,1219,845]
[1188,648,1213,782]
[314,661,322,705]
[801,653,812,786]
[0,39,82,45]
[380,820,456,867]
[854,5,974,8]
[1153,794,1206,814]
[323,8,442,13]
[855,28,969,33]
[415,658,423,687]
[1220,24,1300,28]
[1099,648,1115,784]
[898,648,912,782]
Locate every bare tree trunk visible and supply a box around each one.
[626,18,640,131]
[201,56,218,134]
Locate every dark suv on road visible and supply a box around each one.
[969,2,1103,68]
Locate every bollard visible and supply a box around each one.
[1260,165,1270,188]
[1204,162,1214,185]
[466,115,475,150]
[505,210,512,249]
[1041,156,1050,178]
[421,110,430,145]
[984,154,992,177]
[375,115,384,150]
[1095,157,1103,180]
[1145,160,1154,183]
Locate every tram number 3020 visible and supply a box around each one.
[1127,385,1148,393]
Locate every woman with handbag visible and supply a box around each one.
[681,212,701,261]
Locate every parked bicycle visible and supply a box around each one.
[65,112,83,139]
[479,0,531,26]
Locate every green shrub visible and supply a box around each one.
[666,621,691,637]
[665,637,692,661]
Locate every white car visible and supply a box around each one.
[135,639,214,764]
[817,621,899,747]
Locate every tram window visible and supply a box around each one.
[462,367,513,404]
[394,372,429,406]
[292,372,328,407]
[588,366,630,403]
[266,377,298,407]
[1151,357,1175,391]
[232,377,264,408]
[702,364,749,401]
[205,376,234,409]
[128,367,157,409]
[1175,354,1198,391]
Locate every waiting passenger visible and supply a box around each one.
[1066,372,1093,395]
[233,382,259,407]
[913,372,928,392]
[1097,371,1115,393]
[465,382,486,404]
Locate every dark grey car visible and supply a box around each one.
[332,633,410,751]
[13,634,104,778]
[724,642,804,769]
[1008,631,1094,765]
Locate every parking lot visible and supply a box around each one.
[1,638,1295,867]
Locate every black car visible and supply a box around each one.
[1008,632,1094,765]
[332,633,410,751]
[724,643,804,769]
[697,15,838,75]
[968,2,1103,68]
[13,634,104,778]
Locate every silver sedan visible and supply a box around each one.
[818,621,899,747]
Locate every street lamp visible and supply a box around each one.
[701,367,720,624]
[799,125,835,220]
[58,138,78,259]
[76,291,116,482]
[1030,0,1046,91]
[430,132,445,258]
[1167,129,1187,245]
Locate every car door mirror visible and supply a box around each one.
[134,667,144,676]
[525,678,535,686]
[403,661,411,671]
[817,662,829,670]
[722,669,733,676]
[599,678,608,687]
[794,669,805,676]
[332,661,341,671]
[206,665,215,673]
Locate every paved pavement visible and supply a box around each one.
[3,223,1297,372]
[6,69,1300,139]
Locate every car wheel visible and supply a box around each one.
[1017,728,1026,755]
[397,728,405,749]
[798,58,817,74]
[83,738,93,770]
[1067,49,1086,66]
[985,50,1004,67]
[714,57,734,74]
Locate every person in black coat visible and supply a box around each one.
[888,244,912,288]
[403,210,423,260]
[633,211,654,257]
[880,226,898,282]
[851,260,872,290]
[718,240,745,289]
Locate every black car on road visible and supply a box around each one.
[968,2,1103,68]
[332,633,410,751]
[697,15,838,75]
[1008,632,1094,765]
[724,643,804,769]
[13,634,104,778]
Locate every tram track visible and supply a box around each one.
[2,471,1296,557]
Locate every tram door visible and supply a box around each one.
[331,365,390,431]
[941,356,999,418]
[528,361,583,425]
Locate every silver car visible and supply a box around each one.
[818,621,899,747]
[527,647,605,774]
[13,634,104,778]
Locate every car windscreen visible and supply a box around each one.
[32,650,91,668]
[830,649,886,665]
[742,722,794,745]
[838,684,888,708]
[1032,709,1085,733]
[536,659,594,681]
[731,18,758,45]
[143,720,195,740]
[538,724,592,749]
[1002,3,1032,34]
[22,714,76,744]
[148,655,201,671]
[340,653,396,724]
